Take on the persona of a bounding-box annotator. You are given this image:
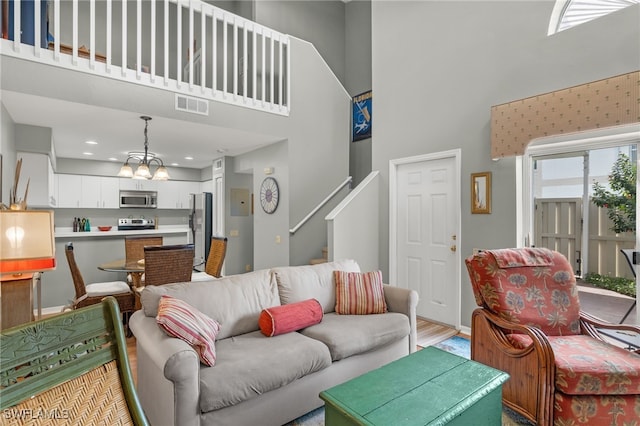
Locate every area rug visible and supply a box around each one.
[286,335,534,425]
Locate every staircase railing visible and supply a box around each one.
[0,0,290,115]
[325,171,379,272]
[289,176,352,235]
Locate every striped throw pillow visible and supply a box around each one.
[334,270,387,315]
[156,295,221,366]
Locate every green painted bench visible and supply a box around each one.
[320,346,509,426]
[0,297,148,426]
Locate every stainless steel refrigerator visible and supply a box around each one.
[189,192,213,272]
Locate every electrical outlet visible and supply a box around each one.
[245,264,252,272]
[230,229,239,237]
[275,235,281,244]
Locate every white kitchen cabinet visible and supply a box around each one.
[100,177,120,208]
[157,180,200,209]
[57,174,120,208]
[16,152,57,207]
[119,179,158,191]
[57,174,83,208]
[81,176,101,208]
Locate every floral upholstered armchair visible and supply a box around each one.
[465,247,640,426]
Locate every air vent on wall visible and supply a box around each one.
[175,94,209,116]
[214,159,223,170]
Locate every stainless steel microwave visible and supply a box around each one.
[119,190,157,208]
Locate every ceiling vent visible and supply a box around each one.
[175,94,209,116]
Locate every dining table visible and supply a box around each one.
[98,259,145,288]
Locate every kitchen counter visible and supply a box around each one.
[55,226,190,238]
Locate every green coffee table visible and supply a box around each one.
[319,346,509,426]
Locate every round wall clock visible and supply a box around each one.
[260,177,280,214]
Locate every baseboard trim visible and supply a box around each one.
[36,305,65,317]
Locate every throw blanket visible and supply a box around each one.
[487,247,554,268]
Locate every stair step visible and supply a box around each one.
[310,258,328,265]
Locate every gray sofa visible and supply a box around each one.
[129,259,418,426]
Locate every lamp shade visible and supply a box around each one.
[0,210,56,274]
[134,163,151,179]
[117,164,134,177]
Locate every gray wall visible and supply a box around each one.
[372,1,640,328]
[221,156,254,275]
[346,0,372,186]
[234,140,289,270]
[254,0,346,85]
[0,104,17,206]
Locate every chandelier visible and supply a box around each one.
[117,116,170,180]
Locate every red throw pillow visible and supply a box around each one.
[259,299,323,337]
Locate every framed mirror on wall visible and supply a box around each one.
[471,172,491,214]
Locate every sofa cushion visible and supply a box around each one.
[300,312,410,361]
[259,298,323,337]
[140,269,279,340]
[272,259,360,314]
[334,270,387,315]
[199,330,332,412]
[156,295,221,366]
[508,334,640,396]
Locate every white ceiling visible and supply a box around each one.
[2,90,283,170]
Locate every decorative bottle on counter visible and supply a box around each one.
[73,217,78,232]
[85,218,91,232]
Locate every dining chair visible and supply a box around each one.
[124,236,163,285]
[143,244,195,286]
[125,235,164,262]
[64,243,135,329]
[1,296,149,426]
[191,236,228,281]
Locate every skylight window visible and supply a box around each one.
[548,0,639,35]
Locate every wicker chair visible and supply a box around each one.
[466,247,640,426]
[125,236,163,262]
[64,243,135,323]
[124,236,163,285]
[143,244,195,286]
[0,296,149,426]
[192,236,228,281]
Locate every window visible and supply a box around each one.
[548,0,639,35]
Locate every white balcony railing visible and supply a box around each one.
[0,0,290,115]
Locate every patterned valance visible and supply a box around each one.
[491,71,640,158]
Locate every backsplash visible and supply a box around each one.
[53,208,190,229]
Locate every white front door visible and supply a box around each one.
[391,151,460,327]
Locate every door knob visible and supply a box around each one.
[450,245,457,252]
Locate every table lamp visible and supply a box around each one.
[1,210,56,275]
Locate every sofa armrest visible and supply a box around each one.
[129,311,201,426]
[383,284,419,353]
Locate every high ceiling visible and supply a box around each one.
[2,90,283,170]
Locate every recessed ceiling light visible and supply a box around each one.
[85,140,98,145]
[171,163,179,166]
[185,156,194,160]
[83,152,94,156]
[108,157,119,161]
